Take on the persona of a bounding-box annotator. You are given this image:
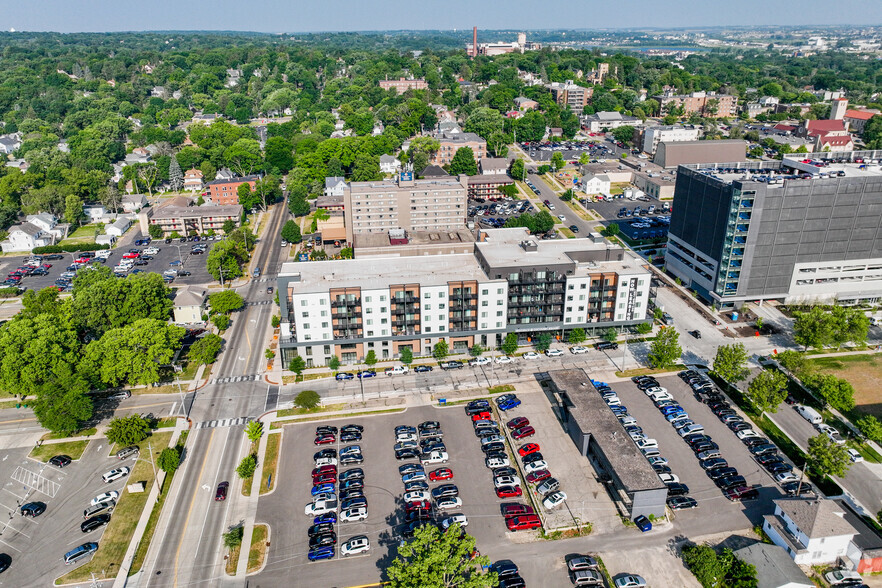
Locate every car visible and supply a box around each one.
[518,443,540,457]
[481,442,505,454]
[403,490,431,503]
[341,535,370,556]
[496,485,523,498]
[401,519,434,539]
[91,491,119,506]
[340,497,367,511]
[495,355,515,364]
[545,349,564,357]
[413,365,433,373]
[724,486,759,502]
[385,366,409,375]
[312,482,336,496]
[824,569,863,585]
[707,466,738,481]
[405,500,431,513]
[101,467,131,484]
[308,532,337,549]
[595,341,618,350]
[690,330,702,338]
[667,496,698,510]
[335,372,354,381]
[491,560,521,579]
[614,575,647,588]
[314,455,338,468]
[699,457,728,470]
[465,400,491,415]
[314,433,335,445]
[718,475,748,489]
[507,417,530,430]
[49,455,72,468]
[506,514,542,531]
[431,484,459,499]
[485,455,509,468]
[116,445,139,460]
[512,426,535,440]
[20,502,45,517]
[522,452,545,467]
[421,450,449,464]
[440,514,469,530]
[340,506,368,522]
[570,346,589,354]
[658,473,679,485]
[749,443,778,456]
[356,370,376,379]
[440,361,464,370]
[64,542,99,565]
[402,471,427,484]
[469,357,491,367]
[429,467,453,481]
[666,483,690,497]
[313,512,337,525]
[568,555,600,572]
[341,430,361,442]
[847,448,864,463]
[471,411,492,422]
[340,452,364,465]
[542,491,567,510]
[395,448,420,461]
[498,398,522,411]
[781,481,814,496]
[308,522,335,537]
[494,475,521,489]
[522,351,540,359]
[774,472,799,484]
[307,544,337,561]
[435,496,463,510]
[81,513,111,533]
[403,480,427,493]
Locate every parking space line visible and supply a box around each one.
[0,536,21,552]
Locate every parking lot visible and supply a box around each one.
[524,139,628,163]
[469,199,535,229]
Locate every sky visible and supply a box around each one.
[2,0,881,33]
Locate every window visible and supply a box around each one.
[364,296,372,303]
[567,296,574,301]
[380,295,386,301]
[579,295,585,301]
[425,327,432,333]
[481,323,487,329]
[322,322,328,328]
[366,319,373,325]
[424,304,431,310]
[367,330,374,337]
[568,284,574,290]
[320,310,327,317]
[580,283,587,289]
[439,303,446,309]
[324,345,331,354]
[637,280,644,286]
[305,348,312,356]
[497,300,503,305]
[566,318,572,323]
[380,307,386,313]
[620,292,626,298]
[302,312,308,318]
[439,325,445,332]
[300,300,307,307]
[496,321,503,328]
[497,288,503,295]
[618,303,625,309]
[365,308,373,314]
[438,315,444,321]
[381,318,388,324]
[303,323,310,329]
[438,292,445,298]
[567,306,573,312]
[497,311,503,317]
[424,292,431,299]
[481,311,488,318]
[482,289,488,295]
[482,300,488,307]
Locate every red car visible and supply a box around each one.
[501,503,535,518]
[312,472,336,485]
[496,485,522,498]
[512,426,535,440]
[506,514,542,531]
[526,469,551,484]
[429,467,453,481]
[506,417,530,430]
[405,500,431,513]
[518,443,540,457]
[215,481,229,501]
[471,412,492,422]
[75,257,91,264]
[312,465,337,477]
[314,434,335,445]
[122,252,139,259]
[40,264,52,270]
[724,486,759,502]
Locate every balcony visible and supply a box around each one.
[332,300,360,309]
[392,295,419,304]
[333,329,363,339]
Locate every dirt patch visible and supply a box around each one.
[807,354,882,419]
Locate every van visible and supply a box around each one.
[253,267,261,278]
[64,542,98,564]
[116,445,139,460]
[796,405,823,425]
[83,501,116,520]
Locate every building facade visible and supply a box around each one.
[666,151,882,307]
[654,90,737,118]
[277,229,652,366]
[642,125,701,155]
[379,77,428,95]
[547,80,593,113]
[431,132,487,166]
[763,498,857,566]
[205,175,259,206]
[343,172,468,243]
[139,202,243,236]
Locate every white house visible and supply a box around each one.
[122,194,147,213]
[1,222,52,252]
[324,176,347,198]
[379,155,401,174]
[106,217,132,238]
[173,286,208,324]
[582,173,611,195]
[479,158,509,176]
[763,498,857,566]
[732,543,814,588]
[183,169,204,191]
[0,134,21,154]
[83,204,107,223]
[26,213,66,241]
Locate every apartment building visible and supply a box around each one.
[666,151,882,307]
[379,77,428,95]
[546,80,593,113]
[138,200,242,237]
[277,228,652,366]
[431,132,487,166]
[654,90,737,118]
[642,125,701,155]
[205,174,260,205]
[343,172,468,243]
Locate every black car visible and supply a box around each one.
[765,461,794,474]
[419,420,440,431]
[692,441,719,454]
[667,496,698,510]
[401,519,433,539]
[341,497,368,511]
[707,467,738,481]
[307,522,334,537]
[177,270,192,277]
[493,466,518,478]
[395,425,417,435]
[653,464,672,474]
[743,437,770,448]
[403,481,428,493]
[475,427,500,438]
[339,468,364,482]
[728,422,752,432]
[81,513,111,533]
[341,431,362,442]
[431,484,459,499]
[781,481,814,495]
[595,342,618,351]
[749,443,778,456]
[689,330,702,339]
[340,488,365,502]
[465,400,491,415]
[717,475,747,489]
[685,434,713,447]
[490,561,520,578]
[395,448,420,461]
[20,502,45,517]
[316,426,338,435]
[699,457,728,470]
[666,483,690,497]
[45,254,65,261]
[341,424,364,433]
[756,453,783,466]
[314,449,337,460]
[49,455,72,468]
[481,442,505,454]
[499,575,526,588]
[398,464,424,476]
[340,453,364,465]
[413,365,433,373]
[308,532,337,549]
[522,452,544,464]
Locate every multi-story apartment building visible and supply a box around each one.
[343,172,468,243]
[138,199,242,237]
[431,132,487,166]
[666,151,882,308]
[277,228,652,365]
[654,90,737,119]
[379,77,429,95]
[641,125,701,155]
[204,174,260,205]
[546,80,593,113]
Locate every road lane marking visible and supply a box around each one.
[173,429,216,587]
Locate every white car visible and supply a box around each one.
[557,214,567,221]
[570,346,589,354]
[396,432,417,443]
[522,351,540,359]
[543,491,567,510]
[658,473,679,485]
[495,355,515,364]
[545,349,564,357]
[440,514,468,529]
[615,575,647,588]
[385,366,409,375]
[847,448,864,463]
[143,247,159,255]
[604,395,622,406]
[635,438,658,450]
[736,429,760,440]
[647,456,668,466]
[671,418,694,430]
[340,506,368,522]
[644,387,667,396]
[403,491,430,503]
[420,451,449,464]
[485,456,509,468]
[341,535,370,556]
[469,357,491,366]
[678,424,705,437]
[775,472,799,484]
[305,501,337,517]
[480,435,504,446]
[493,475,521,488]
[524,460,548,474]
[825,429,846,445]
[102,467,131,484]
[629,431,646,442]
[435,497,463,510]
[90,491,119,506]
[649,392,673,403]
[314,457,337,467]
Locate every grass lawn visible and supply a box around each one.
[225,543,241,576]
[260,433,281,495]
[58,432,172,584]
[59,224,101,245]
[41,427,97,441]
[488,384,515,395]
[805,354,882,420]
[247,524,268,573]
[276,403,345,418]
[558,227,576,239]
[29,440,89,462]
[281,372,332,385]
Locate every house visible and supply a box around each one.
[379,154,401,174]
[122,194,147,213]
[183,169,204,191]
[0,134,20,154]
[763,498,858,566]
[82,204,107,223]
[315,195,344,212]
[226,69,243,88]
[173,286,208,324]
[581,111,642,133]
[514,97,538,111]
[215,168,235,181]
[420,165,449,178]
[815,134,855,153]
[26,213,67,241]
[139,200,242,237]
[150,86,168,99]
[480,158,509,176]
[125,149,150,165]
[324,176,348,198]
[732,543,813,588]
[106,217,132,238]
[0,222,52,253]
[582,174,611,195]
[192,112,222,125]
[205,175,260,206]
[438,120,462,134]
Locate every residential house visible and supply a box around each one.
[173,286,208,324]
[0,134,21,154]
[205,175,260,206]
[654,90,738,118]
[226,69,243,88]
[815,134,855,152]
[480,158,509,176]
[514,97,538,111]
[106,217,132,238]
[82,204,107,223]
[582,173,611,195]
[191,112,222,125]
[0,222,52,253]
[732,543,813,588]
[380,154,401,174]
[183,169,205,191]
[215,168,235,181]
[438,120,462,134]
[151,86,168,99]
[467,175,514,200]
[763,498,857,566]
[122,194,147,213]
[26,213,66,241]
[324,176,348,198]
[125,148,150,165]
[315,195,345,212]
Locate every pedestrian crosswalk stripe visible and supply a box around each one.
[210,374,260,385]
[194,416,254,429]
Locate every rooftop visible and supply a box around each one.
[347,175,467,192]
[480,157,509,172]
[174,286,207,308]
[151,203,244,220]
[354,228,475,249]
[774,497,857,539]
[206,174,260,186]
[732,543,812,588]
[433,131,485,143]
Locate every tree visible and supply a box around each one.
[509,158,525,181]
[433,340,449,362]
[611,126,636,146]
[328,355,341,373]
[188,333,223,365]
[237,182,253,208]
[209,290,244,314]
[793,306,832,350]
[807,433,851,478]
[244,421,263,444]
[364,350,377,367]
[712,343,750,386]
[746,369,788,414]
[212,314,230,330]
[236,454,257,479]
[281,220,302,244]
[567,328,586,344]
[648,327,682,369]
[601,327,618,343]
[550,151,564,171]
[168,156,183,192]
[31,364,93,435]
[158,447,182,474]
[70,271,173,337]
[803,373,855,412]
[0,314,81,397]
[601,223,620,238]
[399,347,413,365]
[206,239,249,283]
[106,414,152,447]
[289,195,310,217]
[289,356,306,380]
[560,189,574,202]
[469,344,484,357]
[223,526,244,551]
[776,350,805,375]
[387,523,495,588]
[294,389,320,409]
[636,322,653,334]
[83,320,185,387]
[222,219,237,234]
[448,147,478,176]
[534,333,551,352]
[856,415,882,444]
[264,136,294,173]
[148,224,164,239]
[64,194,84,226]
[682,544,727,588]
[224,138,262,177]
[501,333,518,356]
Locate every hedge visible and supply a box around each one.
[0,287,20,298]
[32,243,110,254]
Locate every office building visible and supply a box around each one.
[546,80,593,113]
[666,151,882,308]
[642,125,701,155]
[343,172,468,243]
[581,111,641,133]
[654,139,748,169]
[277,228,652,365]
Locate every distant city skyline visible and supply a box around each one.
[2,0,881,34]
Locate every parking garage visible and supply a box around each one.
[548,368,667,519]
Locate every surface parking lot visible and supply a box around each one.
[468,199,535,229]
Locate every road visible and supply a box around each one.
[138,202,288,588]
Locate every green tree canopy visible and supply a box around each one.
[807,433,851,478]
[158,446,182,474]
[433,340,449,361]
[746,369,788,414]
[501,333,518,356]
[567,328,586,344]
[237,454,257,479]
[31,363,93,435]
[281,220,302,243]
[106,414,152,447]
[648,327,681,369]
[294,389,320,409]
[83,319,185,387]
[448,147,478,176]
[712,343,750,385]
[209,290,244,314]
[387,523,495,588]
[189,333,223,365]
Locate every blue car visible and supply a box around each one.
[357,370,376,379]
[314,512,337,525]
[661,405,684,416]
[498,399,521,411]
[307,545,335,561]
[336,372,354,381]
[610,405,629,416]
[634,515,652,532]
[311,483,335,496]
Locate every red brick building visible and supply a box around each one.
[205,175,260,206]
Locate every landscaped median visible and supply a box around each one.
[247,524,269,574]
[56,432,173,585]
[260,432,281,495]
[29,439,90,462]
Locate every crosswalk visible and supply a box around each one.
[11,466,60,497]
[211,374,261,385]
[244,300,272,307]
[194,416,254,430]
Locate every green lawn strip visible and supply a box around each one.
[247,524,268,573]
[29,440,90,462]
[276,403,346,418]
[42,427,97,441]
[487,384,515,395]
[58,432,173,584]
[259,433,282,495]
[270,407,406,430]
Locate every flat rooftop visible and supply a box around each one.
[348,176,467,192]
[353,228,476,249]
[549,369,665,493]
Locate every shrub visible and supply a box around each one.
[212,314,231,330]
[294,390,320,409]
[106,414,152,446]
[158,447,182,474]
[32,243,110,254]
[237,454,257,479]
